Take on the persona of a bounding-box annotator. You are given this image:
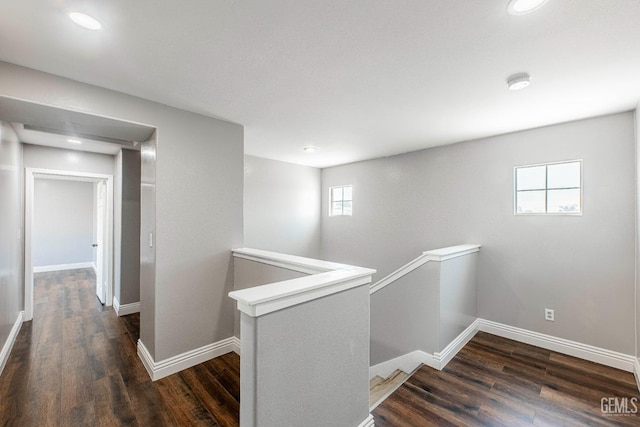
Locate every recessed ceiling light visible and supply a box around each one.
[69,12,102,30]
[507,73,531,91]
[303,145,319,153]
[507,0,549,15]
[67,138,83,144]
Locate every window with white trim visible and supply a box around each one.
[514,160,582,214]
[330,185,352,216]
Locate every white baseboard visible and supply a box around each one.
[370,318,636,383]
[33,262,95,273]
[357,414,374,427]
[137,336,238,381]
[477,319,636,373]
[0,311,24,376]
[231,336,241,355]
[434,319,480,369]
[370,350,437,380]
[113,297,140,316]
[370,320,480,379]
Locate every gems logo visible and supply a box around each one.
[601,397,638,416]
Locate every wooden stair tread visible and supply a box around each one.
[369,375,385,389]
[369,369,410,409]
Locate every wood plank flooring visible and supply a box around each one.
[0,269,240,426]
[373,332,640,426]
[3,269,639,426]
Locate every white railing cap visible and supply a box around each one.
[233,247,355,274]
[230,248,376,317]
[370,244,481,294]
[422,244,481,261]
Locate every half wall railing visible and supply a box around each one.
[229,248,376,427]
[369,244,481,379]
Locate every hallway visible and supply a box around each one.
[0,269,240,426]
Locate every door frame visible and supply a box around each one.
[25,167,114,321]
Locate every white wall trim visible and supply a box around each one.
[112,297,140,316]
[422,244,482,262]
[231,336,241,355]
[370,318,636,386]
[25,168,114,320]
[356,414,374,427]
[370,320,480,379]
[434,319,481,369]
[233,247,350,275]
[0,311,24,376]
[370,350,437,380]
[230,262,375,318]
[370,253,431,295]
[370,244,481,294]
[477,319,636,372]
[137,337,237,381]
[33,262,95,273]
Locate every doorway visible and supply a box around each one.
[24,168,114,321]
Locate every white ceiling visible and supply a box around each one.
[0,0,639,168]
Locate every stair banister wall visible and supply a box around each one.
[230,248,376,427]
[369,244,480,379]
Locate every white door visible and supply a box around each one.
[95,180,107,304]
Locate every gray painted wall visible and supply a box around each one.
[244,155,321,258]
[636,107,640,362]
[232,257,308,337]
[33,179,93,267]
[240,285,370,427]
[140,131,157,357]
[1,61,244,362]
[115,149,141,305]
[370,252,478,365]
[23,144,114,176]
[0,121,23,356]
[370,264,438,365]
[23,144,115,301]
[438,254,477,351]
[323,112,636,355]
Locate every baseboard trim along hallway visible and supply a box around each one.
[434,318,481,369]
[0,311,23,376]
[33,262,95,273]
[112,297,141,316]
[138,337,239,381]
[370,318,637,383]
[357,414,375,427]
[477,319,636,373]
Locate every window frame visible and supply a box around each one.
[514,159,583,216]
[329,185,353,217]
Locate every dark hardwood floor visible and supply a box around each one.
[3,269,639,426]
[373,332,640,426]
[0,269,240,426]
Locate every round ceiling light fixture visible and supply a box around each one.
[303,145,319,153]
[69,12,102,30]
[507,0,549,15]
[507,72,531,91]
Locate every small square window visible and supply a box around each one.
[515,160,582,215]
[330,185,352,216]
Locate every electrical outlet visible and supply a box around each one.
[545,308,555,321]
